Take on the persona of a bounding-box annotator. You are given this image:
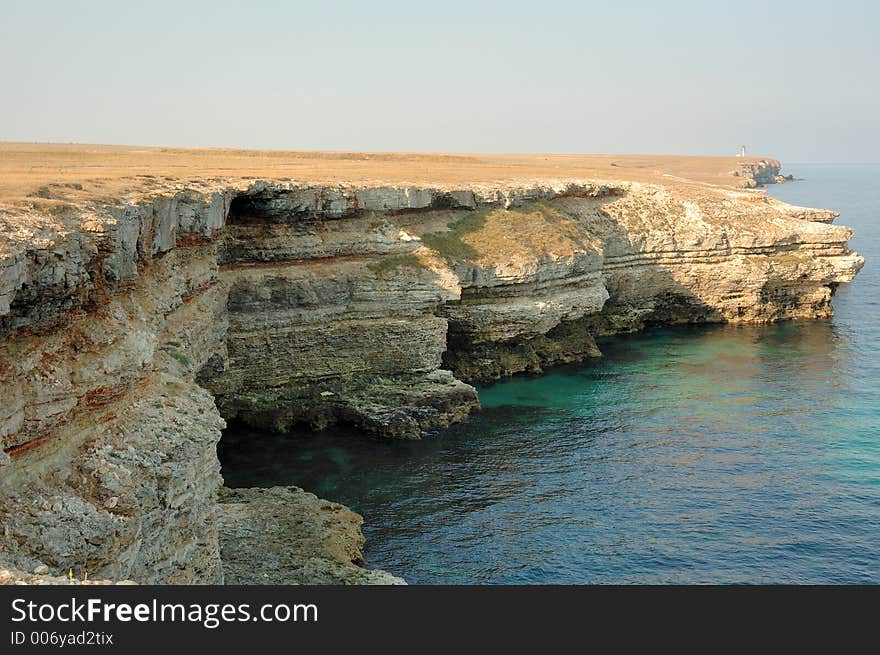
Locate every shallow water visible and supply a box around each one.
[220,164,880,583]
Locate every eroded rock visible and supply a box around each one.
[218,486,404,585]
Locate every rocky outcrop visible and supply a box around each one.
[732,158,793,187]
[219,486,404,585]
[410,185,861,382]
[0,166,863,584]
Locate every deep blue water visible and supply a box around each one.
[220,164,879,583]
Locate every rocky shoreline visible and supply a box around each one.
[732,158,796,186]
[219,487,404,585]
[0,153,863,584]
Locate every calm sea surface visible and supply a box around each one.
[220,164,879,583]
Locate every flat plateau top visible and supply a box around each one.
[0,142,773,207]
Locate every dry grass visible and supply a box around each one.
[0,142,773,208]
[421,201,602,266]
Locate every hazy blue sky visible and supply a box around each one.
[2,0,877,161]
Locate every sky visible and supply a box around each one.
[1,0,878,161]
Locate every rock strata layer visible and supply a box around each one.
[0,159,863,583]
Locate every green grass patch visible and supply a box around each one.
[366,253,423,275]
[420,209,487,263]
[168,351,190,367]
[161,343,190,367]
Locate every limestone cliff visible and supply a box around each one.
[732,158,794,187]
[0,156,863,583]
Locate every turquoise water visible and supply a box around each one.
[220,164,879,583]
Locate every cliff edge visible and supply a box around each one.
[0,145,863,583]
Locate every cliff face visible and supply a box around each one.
[0,162,863,583]
[732,158,794,187]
